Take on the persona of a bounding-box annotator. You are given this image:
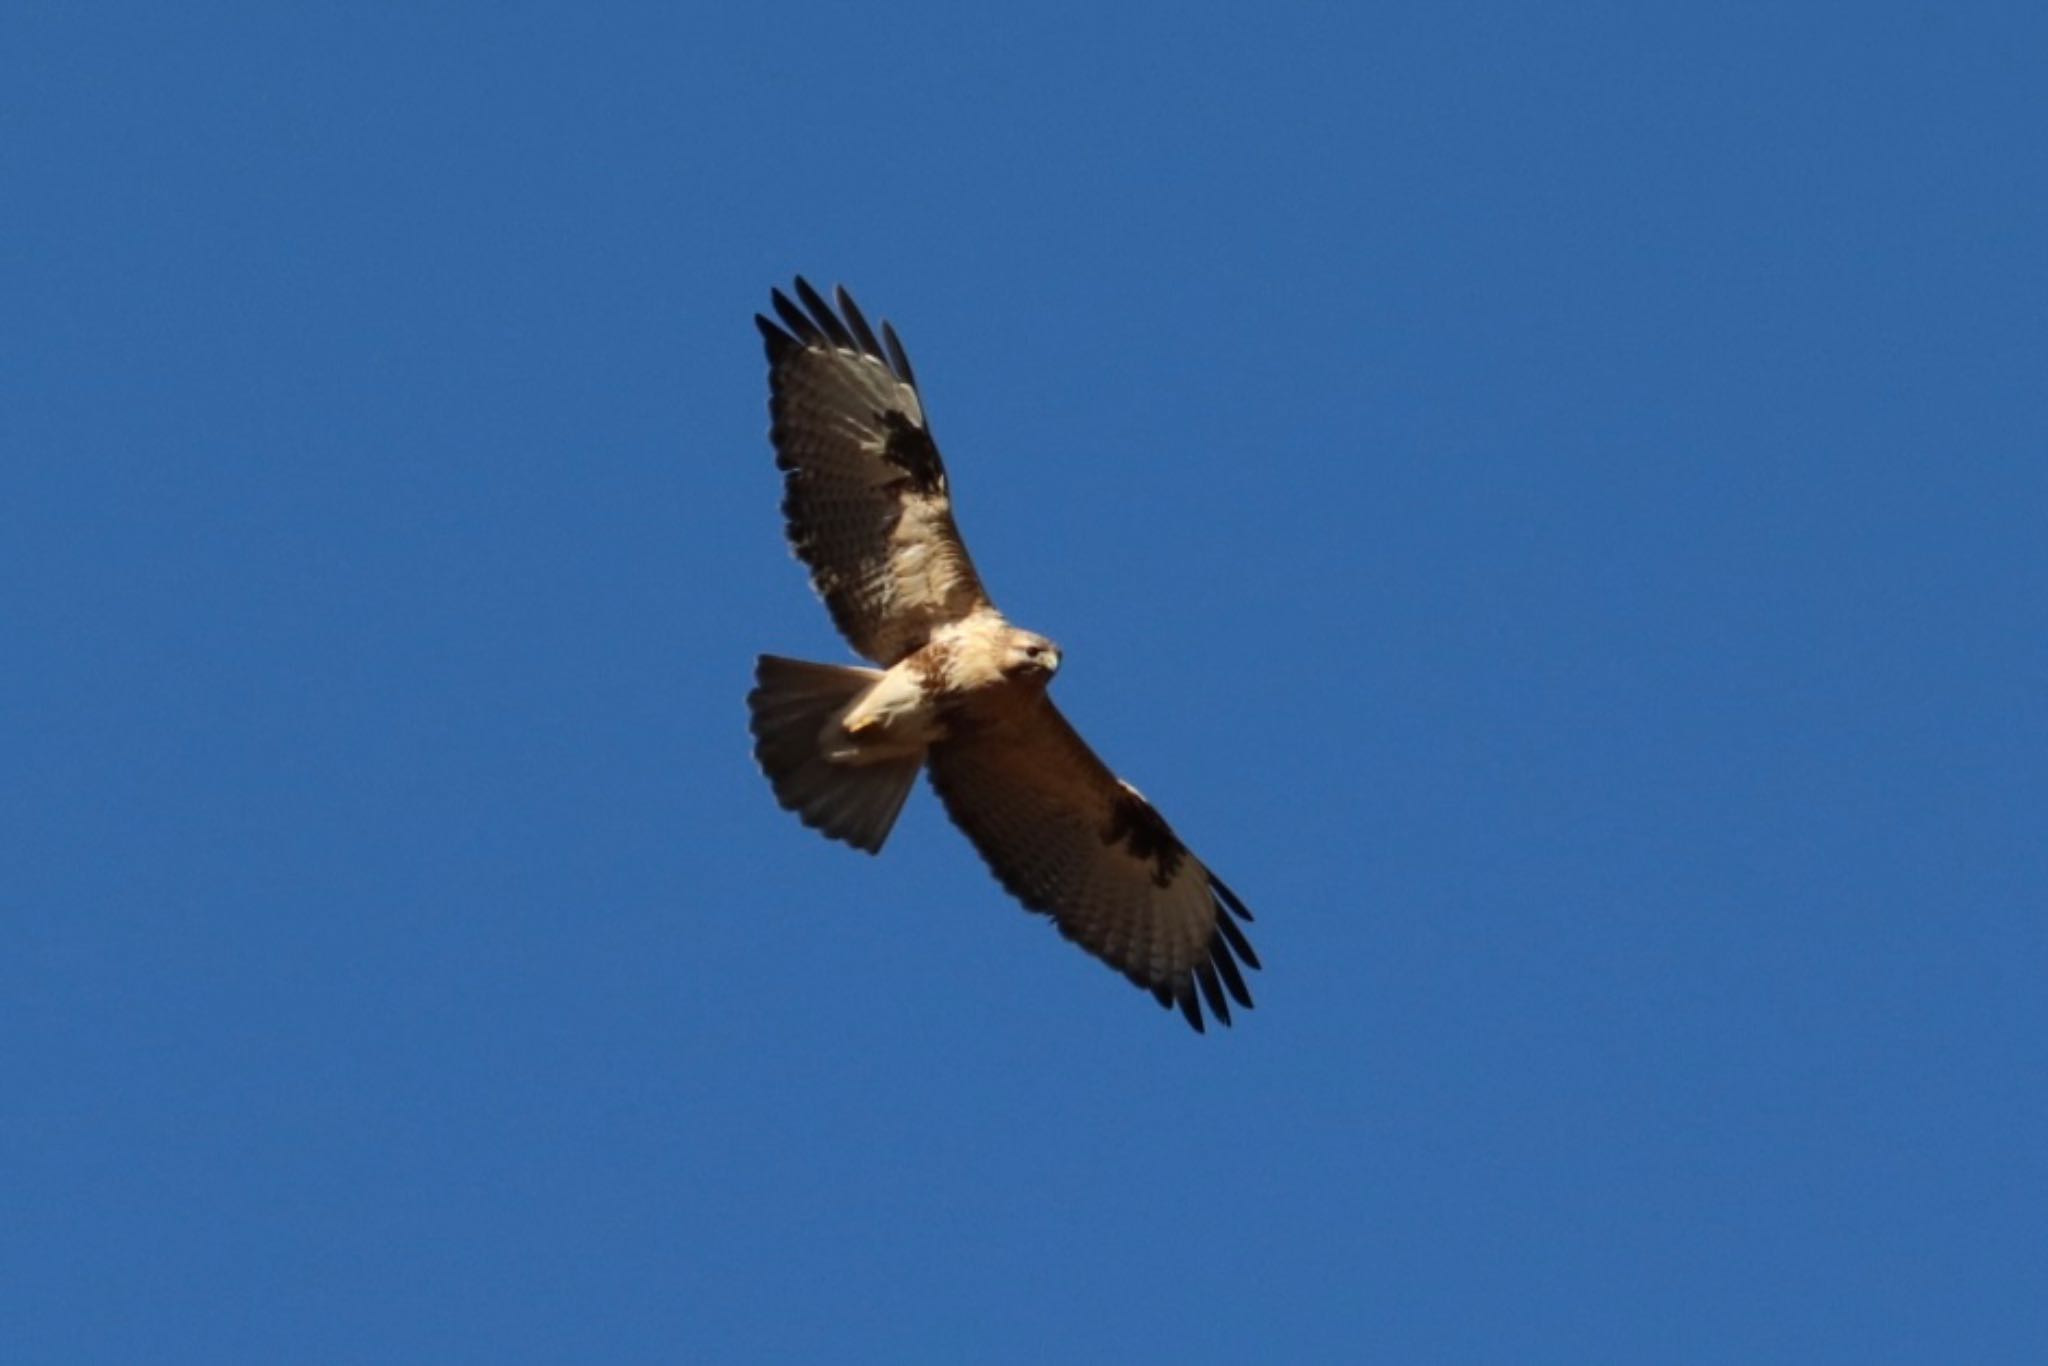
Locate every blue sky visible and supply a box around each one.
[5,3,2045,1361]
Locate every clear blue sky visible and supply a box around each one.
[5,4,2044,1361]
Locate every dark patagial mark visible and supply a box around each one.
[879,410,947,494]
[1103,788,1187,888]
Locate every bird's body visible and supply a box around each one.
[815,612,1054,763]
[746,279,1260,1031]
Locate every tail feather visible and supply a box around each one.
[747,655,922,854]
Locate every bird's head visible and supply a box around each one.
[1001,629,1062,685]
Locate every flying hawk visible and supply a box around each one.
[745,279,1260,1031]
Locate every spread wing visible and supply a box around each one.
[925,702,1260,1032]
[756,279,993,666]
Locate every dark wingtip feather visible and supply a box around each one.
[835,285,885,359]
[1195,962,1232,1027]
[755,313,797,360]
[1211,942,1253,1009]
[1211,872,1254,923]
[1177,983,1206,1033]
[793,276,856,350]
[881,320,916,385]
[1214,908,1260,972]
[770,287,822,343]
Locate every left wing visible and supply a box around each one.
[756,279,993,666]
[925,701,1260,1031]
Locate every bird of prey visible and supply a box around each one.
[746,278,1260,1031]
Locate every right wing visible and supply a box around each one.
[925,699,1260,1032]
[756,279,994,666]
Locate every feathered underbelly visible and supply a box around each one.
[823,662,946,763]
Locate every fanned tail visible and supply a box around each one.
[747,655,923,854]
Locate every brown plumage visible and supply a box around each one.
[746,278,1259,1031]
